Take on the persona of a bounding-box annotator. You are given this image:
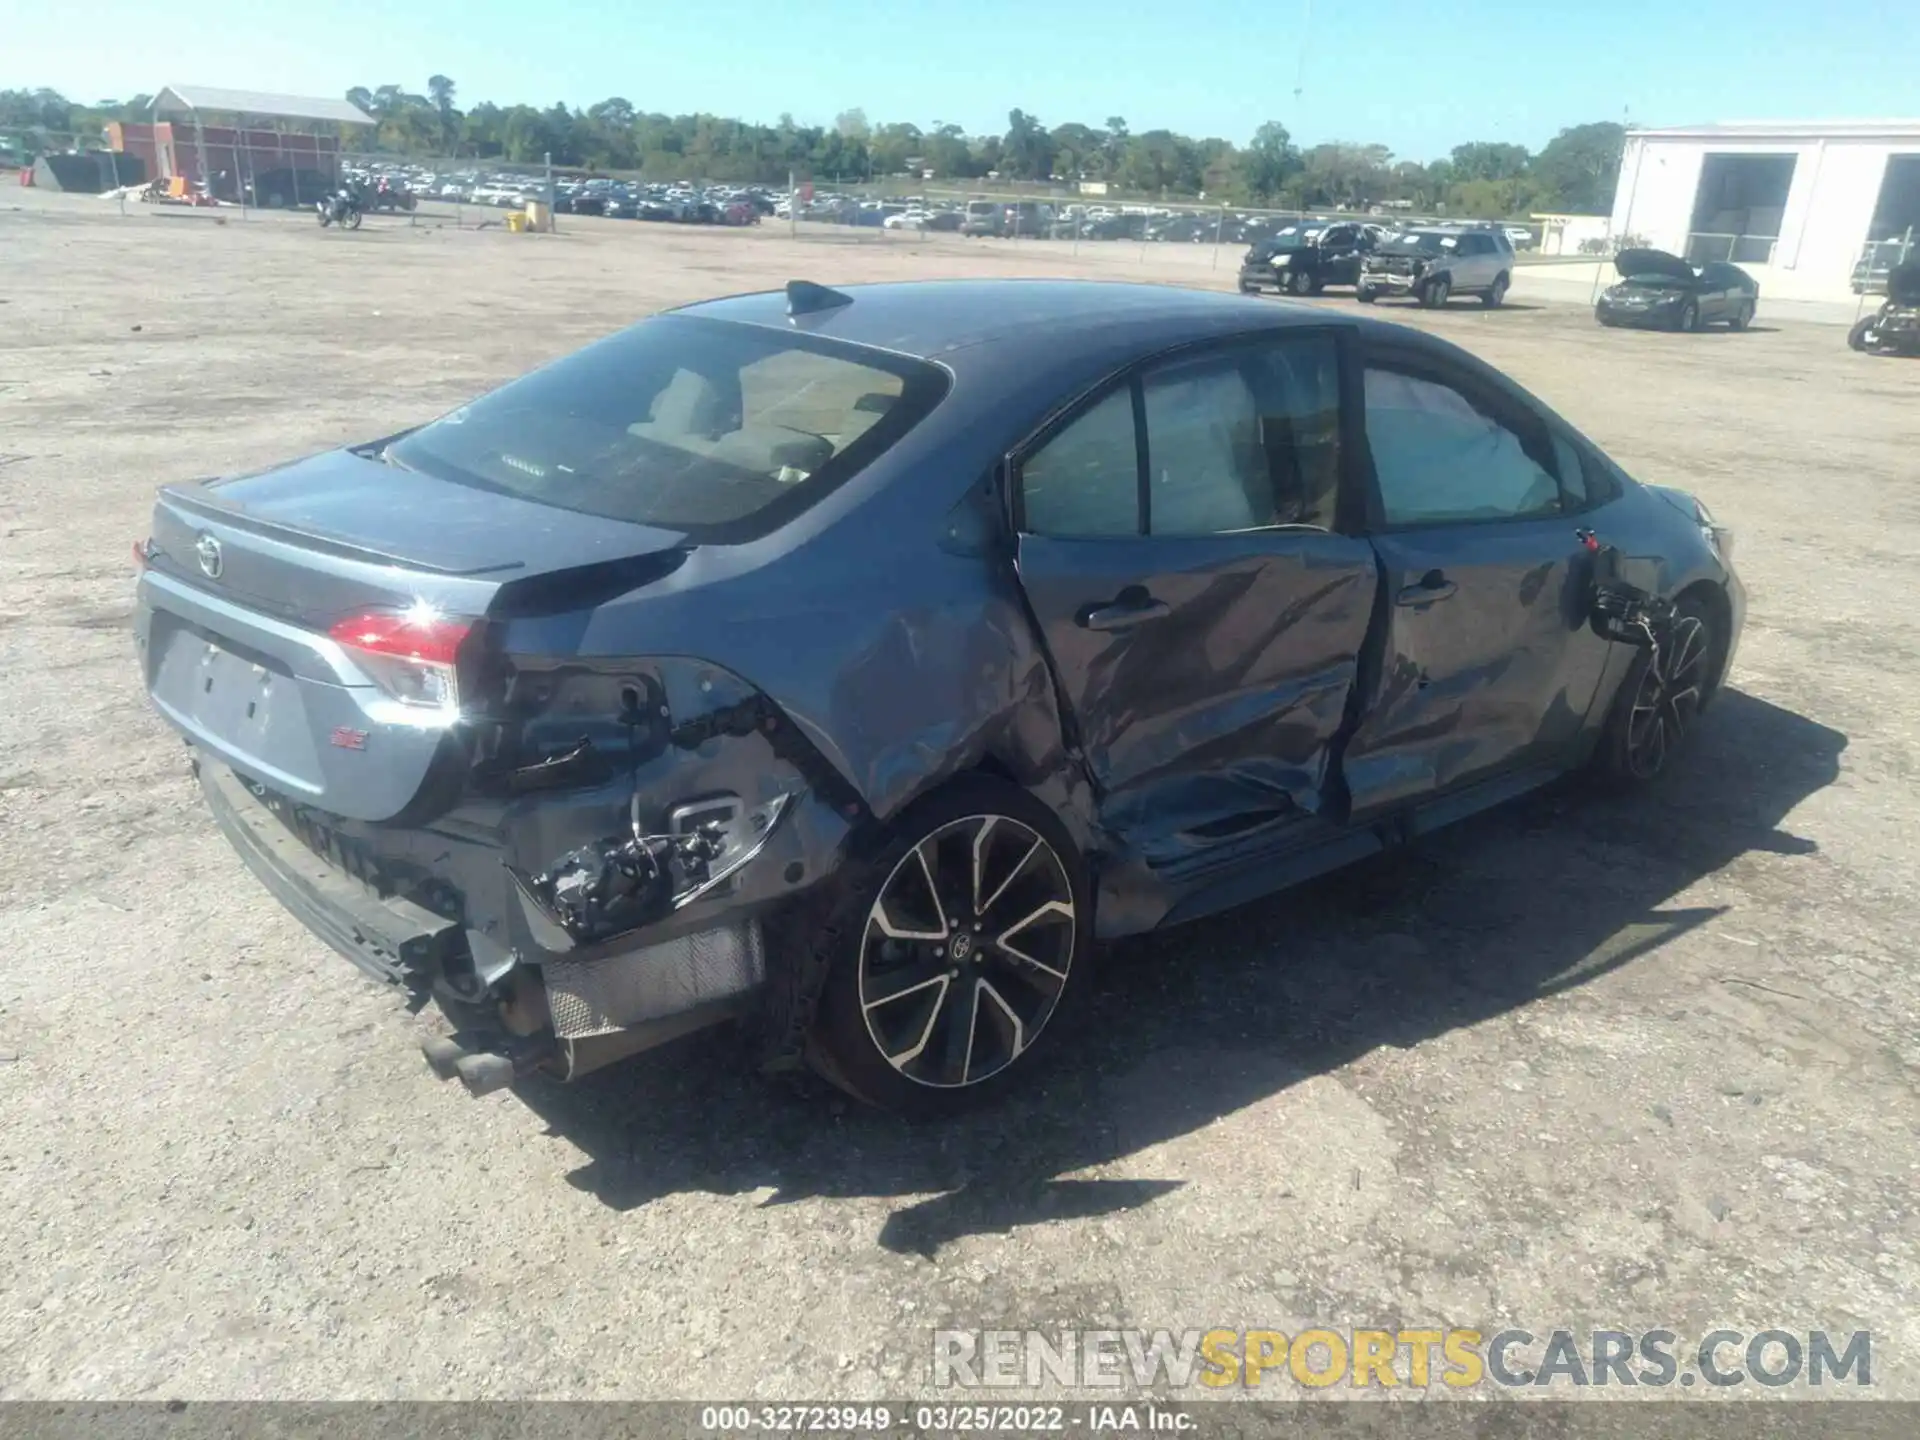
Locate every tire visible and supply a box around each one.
[345,210,362,231]
[1356,287,1378,304]
[1287,270,1314,297]
[1676,299,1699,333]
[1482,273,1509,308]
[808,776,1092,1118]
[1729,301,1753,331]
[1848,316,1879,352]
[1421,275,1452,309]
[1596,595,1717,783]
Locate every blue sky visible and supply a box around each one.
[11,0,1919,159]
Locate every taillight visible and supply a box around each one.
[328,604,474,713]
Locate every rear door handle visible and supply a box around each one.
[1079,590,1171,631]
[1396,571,1457,606]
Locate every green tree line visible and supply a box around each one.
[2,83,1626,216]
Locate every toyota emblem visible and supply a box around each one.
[195,534,223,580]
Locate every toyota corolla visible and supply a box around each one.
[133,279,1742,1117]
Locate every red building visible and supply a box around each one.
[107,85,372,204]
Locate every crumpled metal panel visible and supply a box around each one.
[545,922,765,1038]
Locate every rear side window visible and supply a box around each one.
[386,315,947,540]
[1019,388,1140,538]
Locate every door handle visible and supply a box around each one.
[1396,571,1457,606]
[1079,590,1171,631]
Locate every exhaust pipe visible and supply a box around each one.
[419,1032,557,1096]
[453,1052,517,1097]
[421,1035,467,1080]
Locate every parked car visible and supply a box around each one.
[132,278,1741,1117]
[1503,225,1537,251]
[1003,201,1055,237]
[1846,260,1920,356]
[962,200,1005,237]
[367,180,418,213]
[1081,212,1150,242]
[1359,225,1514,308]
[1595,249,1757,332]
[1240,221,1380,296]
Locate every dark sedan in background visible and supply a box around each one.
[133,279,1742,1118]
[1597,249,1758,331]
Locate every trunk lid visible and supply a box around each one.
[138,447,689,823]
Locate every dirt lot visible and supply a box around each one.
[2,191,1917,1402]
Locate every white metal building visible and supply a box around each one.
[1608,120,1920,299]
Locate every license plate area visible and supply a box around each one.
[149,615,327,793]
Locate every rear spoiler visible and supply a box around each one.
[159,481,524,578]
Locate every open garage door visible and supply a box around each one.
[1855,155,1920,293]
[1687,154,1796,266]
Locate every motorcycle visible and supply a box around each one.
[1848,260,1920,357]
[316,190,364,230]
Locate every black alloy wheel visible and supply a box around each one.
[1288,269,1315,296]
[811,779,1089,1115]
[1605,599,1715,781]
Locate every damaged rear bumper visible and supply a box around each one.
[196,706,851,1091]
[202,760,462,988]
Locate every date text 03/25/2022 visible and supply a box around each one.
[697,1403,1194,1432]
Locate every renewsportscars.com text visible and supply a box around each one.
[932,1327,1873,1391]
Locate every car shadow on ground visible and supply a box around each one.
[511,688,1843,1253]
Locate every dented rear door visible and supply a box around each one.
[1010,330,1378,869]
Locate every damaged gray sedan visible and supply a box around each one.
[133,279,1743,1116]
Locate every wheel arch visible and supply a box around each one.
[1674,579,1734,703]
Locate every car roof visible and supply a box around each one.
[673,279,1363,374]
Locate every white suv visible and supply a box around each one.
[1358,225,1515,308]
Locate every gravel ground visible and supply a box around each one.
[1,190,1916,1402]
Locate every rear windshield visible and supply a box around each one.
[386,314,948,540]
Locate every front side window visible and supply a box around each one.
[385,315,946,538]
[1363,366,1561,526]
